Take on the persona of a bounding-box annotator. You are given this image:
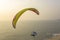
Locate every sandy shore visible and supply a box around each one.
[48,35,60,40]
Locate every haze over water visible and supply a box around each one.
[0,20,60,40]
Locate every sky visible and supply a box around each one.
[0,0,60,21]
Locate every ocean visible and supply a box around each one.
[0,20,60,40]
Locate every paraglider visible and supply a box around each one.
[12,8,40,29]
[31,32,37,37]
[31,32,38,40]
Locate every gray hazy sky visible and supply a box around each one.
[0,0,60,21]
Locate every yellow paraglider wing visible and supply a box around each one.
[12,8,39,29]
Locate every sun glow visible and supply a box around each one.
[0,0,9,10]
[0,0,19,21]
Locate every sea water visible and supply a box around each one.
[0,20,60,40]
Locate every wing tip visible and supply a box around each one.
[12,22,16,29]
[28,8,40,15]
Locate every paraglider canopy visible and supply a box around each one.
[12,8,40,29]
